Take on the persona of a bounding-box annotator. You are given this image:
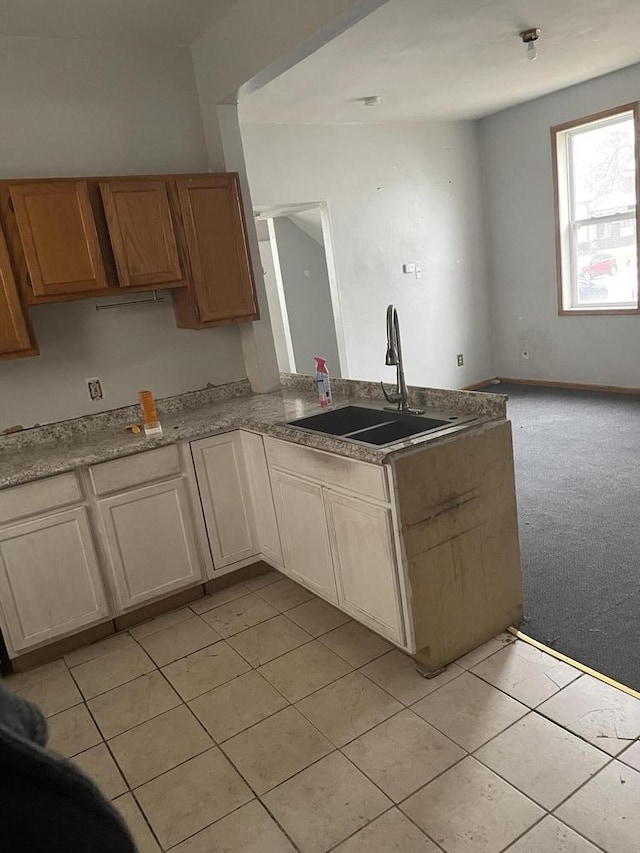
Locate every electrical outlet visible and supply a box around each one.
[415,265,423,279]
[457,353,464,367]
[521,350,530,360]
[86,377,103,401]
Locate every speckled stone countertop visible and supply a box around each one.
[0,376,507,489]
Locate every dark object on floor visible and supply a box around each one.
[494,383,640,692]
[0,681,136,852]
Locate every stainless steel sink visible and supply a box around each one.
[286,405,472,447]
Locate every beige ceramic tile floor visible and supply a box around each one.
[4,570,640,852]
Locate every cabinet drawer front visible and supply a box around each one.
[0,507,109,653]
[98,477,203,610]
[90,445,181,495]
[0,472,82,526]
[264,436,388,503]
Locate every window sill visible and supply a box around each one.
[559,306,640,316]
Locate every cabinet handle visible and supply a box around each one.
[26,272,32,289]
[8,196,14,214]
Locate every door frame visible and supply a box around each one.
[254,201,348,378]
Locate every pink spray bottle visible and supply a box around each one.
[314,357,332,409]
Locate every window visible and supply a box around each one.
[552,103,640,314]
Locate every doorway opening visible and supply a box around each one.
[255,202,346,379]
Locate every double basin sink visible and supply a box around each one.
[287,405,475,448]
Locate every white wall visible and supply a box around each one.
[272,216,341,377]
[0,36,245,430]
[241,121,494,389]
[479,63,640,387]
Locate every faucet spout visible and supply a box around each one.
[381,304,424,415]
[385,305,399,366]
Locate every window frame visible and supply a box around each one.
[551,102,640,316]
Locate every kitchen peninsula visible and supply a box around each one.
[0,375,522,675]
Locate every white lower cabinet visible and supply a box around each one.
[270,468,338,603]
[265,437,406,647]
[191,432,259,570]
[241,432,282,567]
[97,477,203,610]
[324,490,404,644]
[0,432,409,659]
[0,507,109,653]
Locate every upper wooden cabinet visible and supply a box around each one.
[174,174,259,328]
[0,171,259,359]
[100,180,183,288]
[0,225,35,358]
[9,181,108,297]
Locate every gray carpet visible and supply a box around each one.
[492,382,640,692]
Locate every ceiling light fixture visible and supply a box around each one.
[362,95,381,107]
[520,28,541,61]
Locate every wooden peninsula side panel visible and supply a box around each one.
[392,420,523,673]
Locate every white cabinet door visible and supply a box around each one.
[191,432,259,569]
[98,477,204,610]
[324,490,404,644]
[0,507,109,654]
[270,469,337,602]
[241,431,282,567]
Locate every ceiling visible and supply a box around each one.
[0,0,235,46]
[240,0,640,123]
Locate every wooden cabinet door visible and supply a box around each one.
[0,224,31,355]
[9,181,107,297]
[0,508,109,654]
[191,432,259,569]
[98,478,204,611]
[176,175,258,325]
[324,490,404,644]
[241,431,282,567]
[270,469,338,602]
[100,180,182,288]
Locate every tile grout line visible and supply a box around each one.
[76,673,165,851]
[394,807,451,853]
[323,803,446,853]
[14,592,639,853]
[437,667,633,762]
[111,604,314,851]
[159,681,310,853]
[497,808,610,853]
[391,691,620,852]
[177,640,635,853]
[66,629,159,701]
[215,652,593,853]
[546,816,610,853]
